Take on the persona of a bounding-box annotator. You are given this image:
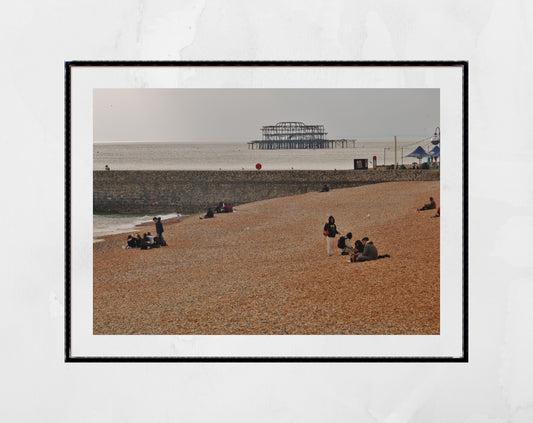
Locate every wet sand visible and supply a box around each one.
[93,181,440,335]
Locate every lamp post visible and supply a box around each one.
[394,135,398,169]
[431,127,440,145]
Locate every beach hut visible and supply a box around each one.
[405,146,429,164]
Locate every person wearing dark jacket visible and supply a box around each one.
[126,235,137,249]
[153,217,164,243]
[323,215,340,256]
[353,239,365,254]
[417,197,437,211]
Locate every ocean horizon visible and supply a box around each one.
[94,138,433,171]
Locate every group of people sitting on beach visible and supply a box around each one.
[323,216,390,262]
[123,204,236,249]
[201,202,235,219]
[322,195,439,260]
[214,202,234,214]
[124,216,167,250]
[124,232,166,250]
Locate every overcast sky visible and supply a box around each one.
[93,88,439,142]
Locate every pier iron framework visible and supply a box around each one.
[247,121,355,150]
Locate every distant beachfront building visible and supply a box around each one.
[248,121,355,150]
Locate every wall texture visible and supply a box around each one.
[93,170,439,214]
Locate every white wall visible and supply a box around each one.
[2,1,532,421]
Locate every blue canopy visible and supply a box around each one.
[429,145,440,157]
[405,146,429,158]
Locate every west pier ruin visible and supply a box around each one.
[247,121,356,150]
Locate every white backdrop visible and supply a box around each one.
[2,1,532,421]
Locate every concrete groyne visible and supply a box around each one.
[93,169,439,214]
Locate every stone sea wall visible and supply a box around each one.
[93,170,439,214]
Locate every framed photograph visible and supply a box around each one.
[66,61,467,361]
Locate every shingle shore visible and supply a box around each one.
[93,181,440,335]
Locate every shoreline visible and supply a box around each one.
[94,181,440,335]
[93,212,180,240]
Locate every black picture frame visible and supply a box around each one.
[65,60,468,362]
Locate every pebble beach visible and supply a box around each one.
[93,181,440,335]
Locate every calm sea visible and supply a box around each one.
[94,139,431,171]
[93,138,432,239]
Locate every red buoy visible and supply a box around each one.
[256,163,262,170]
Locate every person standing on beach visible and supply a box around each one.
[323,216,339,256]
[153,217,164,243]
[176,211,182,223]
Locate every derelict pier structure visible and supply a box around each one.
[247,121,356,150]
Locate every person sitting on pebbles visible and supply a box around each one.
[417,196,437,212]
[349,237,390,262]
[337,232,354,255]
[125,234,137,249]
[143,233,154,246]
[350,237,377,262]
[353,239,364,254]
